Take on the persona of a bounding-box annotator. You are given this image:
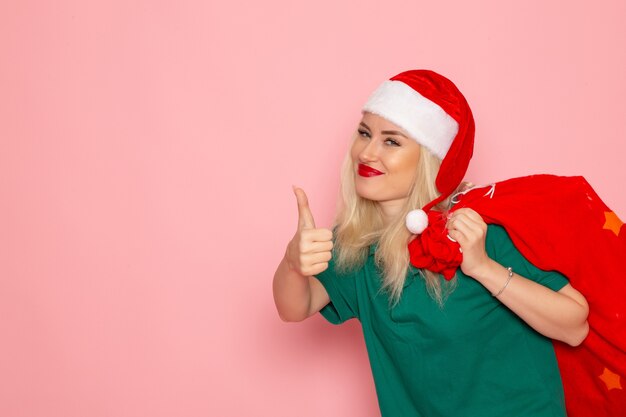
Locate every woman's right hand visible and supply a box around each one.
[285,187,334,277]
[273,188,333,321]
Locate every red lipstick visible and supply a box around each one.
[358,164,384,177]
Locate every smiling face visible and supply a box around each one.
[350,112,422,212]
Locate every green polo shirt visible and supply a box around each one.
[315,224,568,417]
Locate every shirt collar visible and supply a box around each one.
[368,243,421,278]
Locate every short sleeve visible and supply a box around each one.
[314,251,360,324]
[485,224,569,292]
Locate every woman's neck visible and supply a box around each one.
[377,199,406,226]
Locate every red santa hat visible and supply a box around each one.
[362,69,475,234]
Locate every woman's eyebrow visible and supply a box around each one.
[360,122,408,138]
[381,130,409,138]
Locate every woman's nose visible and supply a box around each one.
[358,139,379,162]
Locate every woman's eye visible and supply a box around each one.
[385,138,400,146]
[358,129,370,138]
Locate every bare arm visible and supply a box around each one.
[273,257,330,322]
[470,260,589,346]
[272,188,332,322]
[447,208,590,346]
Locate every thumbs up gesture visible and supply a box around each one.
[285,187,334,277]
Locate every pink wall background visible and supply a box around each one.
[2,1,625,416]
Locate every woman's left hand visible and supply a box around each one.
[446,208,491,278]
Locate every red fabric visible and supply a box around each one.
[408,174,626,416]
[408,210,461,280]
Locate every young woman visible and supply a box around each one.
[272,70,589,417]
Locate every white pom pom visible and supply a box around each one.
[406,209,429,234]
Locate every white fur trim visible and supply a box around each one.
[362,80,459,159]
[406,209,429,234]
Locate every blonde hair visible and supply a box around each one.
[333,137,459,306]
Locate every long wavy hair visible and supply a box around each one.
[333,134,460,306]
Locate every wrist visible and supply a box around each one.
[468,260,516,296]
[283,247,298,273]
[466,258,501,282]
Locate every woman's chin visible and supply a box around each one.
[355,187,381,202]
